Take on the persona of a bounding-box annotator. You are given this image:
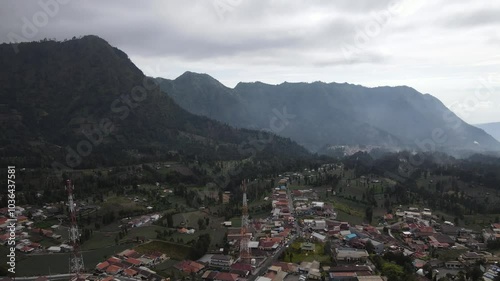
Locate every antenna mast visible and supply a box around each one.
[66,179,85,280]
[239,180,251,263]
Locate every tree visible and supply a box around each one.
[382,263,405,281]
[166,213,173,228]
[198,218,206,230]
[365,240,375,254]
[365,206,373,224]
[466,266,483,281]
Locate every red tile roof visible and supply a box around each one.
[418,226,434,233]
[259,240,276,249]
[96,261,110,271]
[18,215,28,221]
[123,268,138,276]
[126,257,142,266]
[175,260,205,273]
[20,246,34,252]
[119,249,139,258]
[107,257,122,264]
[331,272,357,277]
[215,272,239,281]
[231,262,252,272]
[106,265,122,275]
[0,234,9,242]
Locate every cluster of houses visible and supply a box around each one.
[220,182,297,260]
[377,207,500,279]
[123,213,162,228]
[174,254,249,280]
[175,253,300,281]
[327,266,384,281]
[283,187,500,281]
[0,205,68,254]
[94,248,168,281]
[293,195,337,218]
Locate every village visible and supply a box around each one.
[2,163,500,281]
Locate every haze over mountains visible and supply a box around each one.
[476,123,500,142]
[157,73,500,154]
[0,36,310,168]
[1,35,499,170]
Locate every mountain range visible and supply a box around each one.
[475,122,500,142]
[2,35,498,170]
[157,73,500,154]
[0,36,310,168]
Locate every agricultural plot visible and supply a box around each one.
[283,240,331,264]
[101,195,145,213]
[135,240,192,261]
[172,211,209,228]
[16,243,134,276]
[81,231,117,250]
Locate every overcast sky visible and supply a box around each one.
[1,0,499,124]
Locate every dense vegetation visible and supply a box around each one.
[0,36,311,170]
[342,151,500,214]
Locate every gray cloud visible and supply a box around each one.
[444,8,500,28]
[1,0,499,124]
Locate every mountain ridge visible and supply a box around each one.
[157,72,500,154]
[0,36,311,168]
[475,122,500,142]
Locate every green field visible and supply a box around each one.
[284,241,331,264]
[135,240,192,261]
[230,217,242,227]
[81,231,117,250]
[172,211,209,228]
[16,243,134,276]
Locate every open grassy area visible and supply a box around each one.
[336,210,365,225]
[135,240,192,261]
[33,219,60,229]
[172,211,209,228]
[435,249,467,262]
[16,243,134,276]
[331,200,364,217]
[284,241,331,264]
[122,225,167,242]
[102,195,145,212]
[81,231,117,250]
[230,217,242,227]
